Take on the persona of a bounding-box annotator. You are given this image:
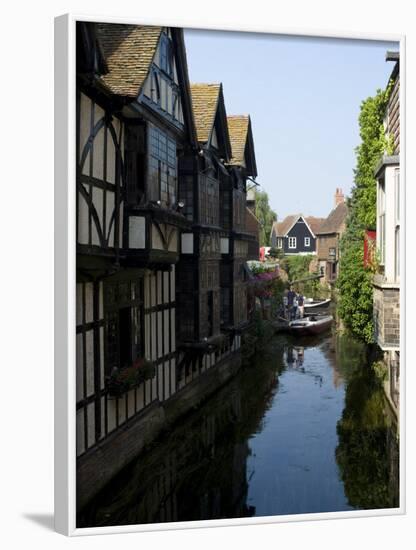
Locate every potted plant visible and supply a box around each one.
[107,357,156,397]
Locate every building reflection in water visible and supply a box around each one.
[78,343,282,527]
[78,333,399,527]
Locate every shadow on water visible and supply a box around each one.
[333,336,399,510]
[77,331,399,528]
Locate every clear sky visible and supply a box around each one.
[184,29,399,220]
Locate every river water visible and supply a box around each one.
[78,331,399,527]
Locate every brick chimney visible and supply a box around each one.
[334,188,345,207]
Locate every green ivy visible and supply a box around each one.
[336,85,392,343]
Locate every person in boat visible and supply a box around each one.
[282,293,289,320]
[287,286,296,320]
[297,293,305,318]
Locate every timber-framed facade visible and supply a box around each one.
[76,22,196,463]
[76,22,259,509]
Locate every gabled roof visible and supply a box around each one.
[271,215,297,238]
[227,116,249,165]
[227,115,258,177]
[190,83,232,159]
[96,24,162,97]
[306,216,325,236]
[316,202,348,235]
[271,214,325,238]
[190,83,221,142]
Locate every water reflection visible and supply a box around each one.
[78,333,399,528]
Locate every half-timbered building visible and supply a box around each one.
[176,83,238,384]
[76,24,259,509]
[224,115,258,327]
[76,22,198,480]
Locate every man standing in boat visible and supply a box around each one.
[297,293,305,318]
[287,286,296,320]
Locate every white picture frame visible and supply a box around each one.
[54,13,406,537]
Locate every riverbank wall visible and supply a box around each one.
[77,350,242,511]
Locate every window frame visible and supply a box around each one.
[288,236,297,249]
[304,236,310,247]
[378,178,386,266]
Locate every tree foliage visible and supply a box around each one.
[336,87,391,343]
[255,189,277,247]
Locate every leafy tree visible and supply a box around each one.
[255,189,277,246]
[337,86,391,343]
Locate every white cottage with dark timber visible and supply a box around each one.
[76,22,198,486]
[270,214,324,255]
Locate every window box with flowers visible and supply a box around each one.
[106,358,156,398]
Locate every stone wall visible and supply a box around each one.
[373,278,400,349]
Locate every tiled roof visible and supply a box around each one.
[271,214,325,237]
[271,215,297,237]
[227,116,249,166]
[306,216,325,236]
[96,24,162,97]
[190,83,221,143]
[316,202,348,235]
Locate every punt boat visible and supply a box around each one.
[288,314,333,336]
[304,298,331,310]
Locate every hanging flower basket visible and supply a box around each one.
[106,358,156,397]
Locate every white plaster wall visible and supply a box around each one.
[220,237,229,254]
[151,312,157,360]
[100,326,105,390]
[168,229,178,252]
[106,127,116,184]
[170,309,176,352]
[381,165,399,282]
[164,309,169,352]
[152,223,165,250]
[128,216,146,248]
[163,271,169,299]
[92,125,105,180]
[181,233,193,253]
[142,73,152,98]
[157,311,163,357]
[85,330,95,397]
[171,266,175,299]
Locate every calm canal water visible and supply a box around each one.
[78,332,399,527]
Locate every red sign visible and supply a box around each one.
[364,230,376,268]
